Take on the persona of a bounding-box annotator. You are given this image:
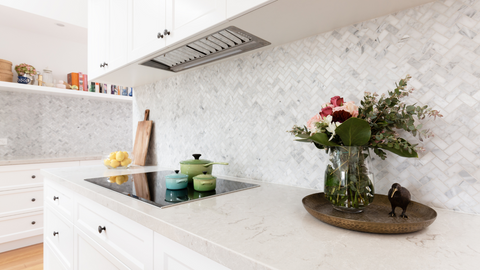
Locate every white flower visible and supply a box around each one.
[321,115,341,141]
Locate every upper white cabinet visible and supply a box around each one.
[88,0,128,79]
[226,0,273,18]
[88,0,108,79]
[165,0,226,46]
[128,0,167,62]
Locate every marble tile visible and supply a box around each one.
[0,91,132,159]
[134,0,480,214]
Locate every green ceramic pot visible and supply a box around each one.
[180,154,228,183]
[193,172,217,192]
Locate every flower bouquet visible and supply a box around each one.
[289,76,442,212]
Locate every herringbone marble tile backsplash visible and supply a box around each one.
[1,91,132,159]
[134,0,480,214]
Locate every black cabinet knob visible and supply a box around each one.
[104,62,108,67]
[32,198,36,202]
[164,29,170,36]
[53,231,59,236]
[32,221,36,225]
[53,196,59,201]
[157,32,164,39]
[100,63,104,67]
[31,175,36,179]
[98,226,106,233]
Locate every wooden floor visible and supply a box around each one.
[0,244,43,270]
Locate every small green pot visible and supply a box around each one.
[193,171,217,192]
[180,154,228,183]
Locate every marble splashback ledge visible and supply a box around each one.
[134,0,480,215]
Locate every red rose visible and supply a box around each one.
[330,96,344,107]
[320,106,333,118]
[331,110,352,123]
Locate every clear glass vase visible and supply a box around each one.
[324,146,375,213]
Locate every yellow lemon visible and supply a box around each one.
[121,158,131,167]
[109,176,116,183]
[109,152,116,160]
[116,151,125,162]
[110,160,120,168]
[116,176,124,184]
[123,151,129,158]
[104,159,111,166]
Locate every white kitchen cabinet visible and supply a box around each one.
[165,0,226,46]
[44,178,231,270]
[0,160,100,253]
[128,0,167,62]
[88,0,108,79]
[154,232,229,270]
[88,0,128,79]
[226,0,274,18]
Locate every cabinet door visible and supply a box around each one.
[45,205,74,269]
[106,0,128,72]
[74,228,129,270]
[154,232,230,270]
[45,241,69,270]
[88,0,109,79]
[165,0,226,46]
[128,0,167,62]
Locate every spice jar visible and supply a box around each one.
[42,68,53,87]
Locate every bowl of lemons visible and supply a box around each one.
[103,151,134,169]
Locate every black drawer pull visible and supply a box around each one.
[32,198,36,202]
[31,175,36,179]
[53,196,59,201]
[98,226,106,234]
[32,221,36,225]
[53,231,59,236]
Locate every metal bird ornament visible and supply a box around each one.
[388,183,411,219]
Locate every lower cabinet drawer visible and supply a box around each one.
[74,228,129,270]
[75,197,154,270]
[45,241,69,270]
[0,212,43,244]
[45,205,73,269]
[45,180,74,222]
[0,188,43,215]
[0,170,43,190]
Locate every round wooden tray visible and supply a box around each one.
[302,193,437,234]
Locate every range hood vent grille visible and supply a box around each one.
[141,26,270,72]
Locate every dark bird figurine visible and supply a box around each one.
[388,183,411,219]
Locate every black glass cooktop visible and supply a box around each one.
[85,171,259,209]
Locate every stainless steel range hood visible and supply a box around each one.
[141,26,270,73]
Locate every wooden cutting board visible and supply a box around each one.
[132,109,152,166]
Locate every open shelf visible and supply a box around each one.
[0,81,132,103]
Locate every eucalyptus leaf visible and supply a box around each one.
[379,145,418,158]
[335,118,371,146]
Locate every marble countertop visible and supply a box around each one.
[0,155,102,166]
[42,165,480,270]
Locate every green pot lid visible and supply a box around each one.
[180,154,212,165]
[193,171,216,181]
[166,170,188,179]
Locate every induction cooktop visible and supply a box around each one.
[85,171,259,209]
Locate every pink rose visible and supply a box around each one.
[320,106,333,118]
[307,114,322,133]
[330,96,344,107]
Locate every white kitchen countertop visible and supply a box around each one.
[41,165,480,270]
[0,155,102,166]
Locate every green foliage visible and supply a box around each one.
[335,118,371,146]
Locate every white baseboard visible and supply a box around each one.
[0,235,43,253]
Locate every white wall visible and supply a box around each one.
[0,0,87,28]
[0,24,87,83]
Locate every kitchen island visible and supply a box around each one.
[42,165,480,270]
